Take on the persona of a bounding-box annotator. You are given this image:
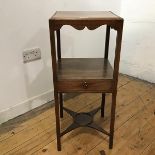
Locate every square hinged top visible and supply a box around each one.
[51,11,122,21]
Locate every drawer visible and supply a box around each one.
[56,79,113,93]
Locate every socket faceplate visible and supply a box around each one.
[23,48,41,63]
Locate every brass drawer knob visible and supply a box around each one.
[82,81,88,89]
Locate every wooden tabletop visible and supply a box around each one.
[51,11,122,21]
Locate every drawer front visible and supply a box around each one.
[56,80,113,93]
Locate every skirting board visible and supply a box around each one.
[0,90,54,124]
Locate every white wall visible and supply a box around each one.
[120,0,155,82]
[0,0,54,123]
[0,0,154,123]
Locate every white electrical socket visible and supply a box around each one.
[23,48,41,63]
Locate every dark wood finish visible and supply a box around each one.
[49,26,61,151]
[59,93,63,118]
[101,93,105,117]
[54,91,61,151]
[57,58,113,80]
[102,25,111,118]
[57,79,113,93]
[56,29,64,118]
[109,92,117,149]
[56,29,61,60]
[104,25,111,59]
[49,11,124,151]
[56,58,113,93]
[109,27,123,149]
[49,11,123,31]
[61,106,110,137]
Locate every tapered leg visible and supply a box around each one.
[54,91,61,151]
[101,93,105,117]
[109,92,117,149]
[59,93,63,118]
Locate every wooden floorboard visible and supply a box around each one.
[0,74,155,155]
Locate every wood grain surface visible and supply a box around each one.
[0,75,155,155]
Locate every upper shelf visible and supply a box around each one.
[49,11,123,31]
